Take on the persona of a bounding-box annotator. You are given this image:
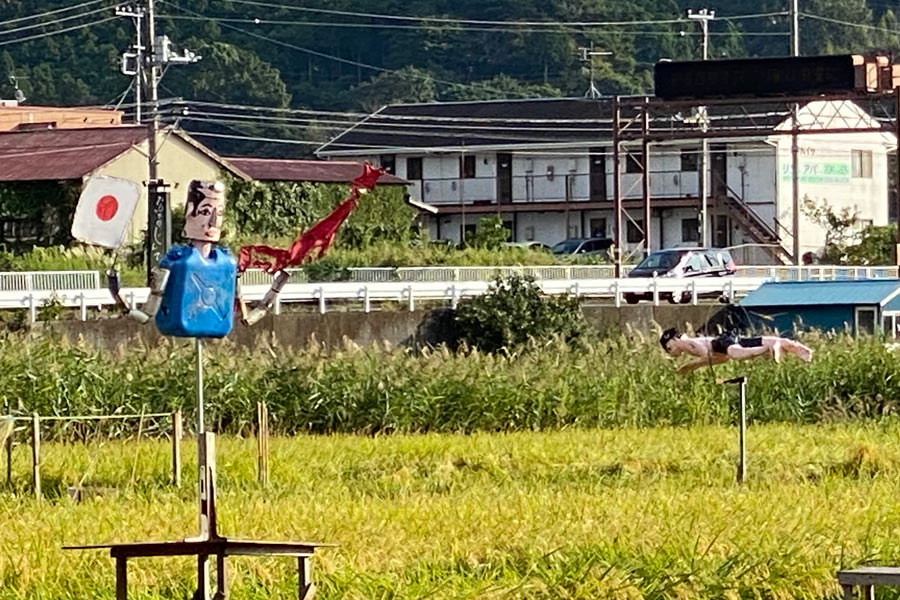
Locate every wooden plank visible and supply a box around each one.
[838,566,900,586]
[299,556,315,600]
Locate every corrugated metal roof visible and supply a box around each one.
[225,157,408,184]
[0,126,148,181]
[740,279,900,307]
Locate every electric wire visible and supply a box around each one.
[158,0,538,99]
[0,0,107,28]
[221,0,787,28]
[0,15,116,46]
[155,13,789,36]
[0,5,112,37]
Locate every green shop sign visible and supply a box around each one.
[780,161,850,184]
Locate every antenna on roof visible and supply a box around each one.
[577,42,612,100]
[8,75,25,104]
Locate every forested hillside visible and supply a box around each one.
[0,0,897,156]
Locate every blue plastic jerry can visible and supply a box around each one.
[155,245,237,338]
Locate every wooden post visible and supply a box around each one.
[116,556,128,600]
[298,556,314,600]
[257,401,269,487]
[172,409,182,488]
[214,553,227,600]
[4,402,11,488]
[31,412,40,500]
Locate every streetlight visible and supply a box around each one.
[686,8,715,247]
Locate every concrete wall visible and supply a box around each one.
[38,304,721,351]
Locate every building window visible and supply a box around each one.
[0,218,39,243]
[625,152,643,174]
[460,155,476,179]
[680,148,699,172]
[407,157,423,180]
[589,218,607,238]
[626,219,644,243]
[682,218,700,243]
[380,154,396,174]
[852,149,872,178]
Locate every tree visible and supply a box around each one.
[350,66,437,112]
[453,274,588,352]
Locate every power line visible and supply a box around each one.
[0,6,112,38]
[223,0,786,28]
[0,15,116,46]
[801,11,899,33]
[0,0,108,29]
[159,1,537,99]
[156,13,790,36]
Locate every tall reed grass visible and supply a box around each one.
[1,332,897,439]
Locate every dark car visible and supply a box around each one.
[551,237,614,258]
[623,247,736,304]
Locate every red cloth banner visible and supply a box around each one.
[238,163,384,273]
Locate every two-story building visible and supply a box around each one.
[317,97,896,264]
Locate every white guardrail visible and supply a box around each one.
[0,277,769,323]
[0,265,896,323]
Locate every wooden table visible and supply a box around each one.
[65,537,334,600]
[837,566,900,600]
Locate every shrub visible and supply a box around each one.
[452,274,589,352]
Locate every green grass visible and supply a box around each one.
[2,333,900,438]
[4,424,900,598]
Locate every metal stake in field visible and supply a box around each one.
[719,376,748,484]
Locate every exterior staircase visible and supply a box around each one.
[719,192,793,265]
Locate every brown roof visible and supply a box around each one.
[0,126,148,182]
[0,105,123,132]
[225,157,408,185]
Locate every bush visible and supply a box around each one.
[452,274,588,352]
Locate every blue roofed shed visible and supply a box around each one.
[739,279,900,336]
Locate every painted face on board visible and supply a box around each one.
[183,180,225,243]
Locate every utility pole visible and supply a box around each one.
[577,42,612,99]
[115,3,144,123]
[790,0,799,56]
[687,8,715,248]
[117,0,200,280]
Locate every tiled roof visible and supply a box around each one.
[225,157,408,184]
[0,126,148,182]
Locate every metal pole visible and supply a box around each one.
[700,19,709,248]
[195,337,204,434]
[791,0,800,57]
[792,104,801,264]
[613,96,623,277]
[895,89,900,266]
[738,377,747,484]
[642,98,652,256]
[146,0,159,182]
[135,11,142,124]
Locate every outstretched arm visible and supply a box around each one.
[108,267,169,324]
[239,270,290,326]
[678,353,729,374]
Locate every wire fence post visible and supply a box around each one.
[257,401,269,487]
[31,413,41,500]
[172,409,182,488]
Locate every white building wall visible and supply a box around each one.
[774,131,892,256]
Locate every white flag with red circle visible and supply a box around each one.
[71,176,141,249]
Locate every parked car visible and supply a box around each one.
[505,241,551,251]
[551,237,614,258]
[623,247,737,304]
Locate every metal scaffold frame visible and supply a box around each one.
[609,90,900,275]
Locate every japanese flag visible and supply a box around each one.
[71,176,141,249]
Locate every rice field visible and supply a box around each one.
[4,424,900,599]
